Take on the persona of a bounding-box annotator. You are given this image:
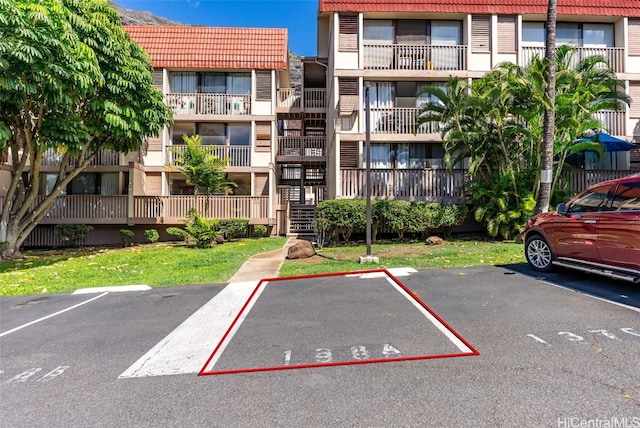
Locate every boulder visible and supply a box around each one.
[425,236,444,246]
[287,240,316,259]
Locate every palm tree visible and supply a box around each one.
[168,134,236,214]
[536,0,557,214]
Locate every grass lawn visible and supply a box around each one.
[0,237,526,296]
[280,239,525,277]
[0,238,287,296]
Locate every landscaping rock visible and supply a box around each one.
[287,240,316,259]
[425,236,444,245]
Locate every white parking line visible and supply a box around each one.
[0,292,109,338]
[385,277,474,354]
[119,281,259,378]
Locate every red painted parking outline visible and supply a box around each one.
[199,269,479,376]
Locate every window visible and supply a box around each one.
[170,72,197,93]
[522,22,545,47]
[611,182,640,211]
[522,22,614,48]
[171,122,249,146]
[228,124,251,146]
[568,185,610,213]
[39,173,121,195]
[366,143,442,169]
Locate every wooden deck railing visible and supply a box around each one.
[165,93,251,115]
[8,195,269,225]
[521,46,624,72]
[0,170,634,230]
[363,44,467,71]
[341,168,469,202]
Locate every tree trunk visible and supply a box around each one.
[535,0,557,215]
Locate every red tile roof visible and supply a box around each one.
[124,26,288,70]
[318,0,640,17]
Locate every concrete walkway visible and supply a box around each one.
[227,237,310,283]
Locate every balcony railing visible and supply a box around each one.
[167,145,251,167]
[593,110,625,137]
[521,46,624,72]
[364,44,467,71]
[370,108,438,135]
[14,195,269,225]
[341,168,469,202]
[277,136,326,158]
[41,148,121,167]
[276,88,326,109]
[166,93,251,115]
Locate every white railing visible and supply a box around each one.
[593,110,625,137]
[166,93,251,115]
[277,136,325,157]
[520,46,624,72]
[277,88,326,109]
[277,88,301,108]
[167,145,251,167]
[42,148,121,167]
[370,108,439,135]
[304,88,326,109]
[364,44,467,71]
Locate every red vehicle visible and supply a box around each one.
[524,174,640,283]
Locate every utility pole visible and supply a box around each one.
[360,81,378,264]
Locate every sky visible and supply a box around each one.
[114,0,319,56]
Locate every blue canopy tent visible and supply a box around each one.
[573,131,637,169]
[591,131,637,152]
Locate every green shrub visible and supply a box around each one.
[216,218,248,240]
[316,199,369,242]
[253,224,268,238]
[119,229,135,247]
[144,229,160,243]
[167,209,220,248]
[54,224,93,247]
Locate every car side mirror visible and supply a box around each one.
[556,203,567,215]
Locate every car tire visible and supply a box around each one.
[525,235,554,272]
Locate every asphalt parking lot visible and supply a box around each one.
[1,265,639,427]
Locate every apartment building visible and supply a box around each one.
[4,1,640,247]
[316,0,640,203]
[6,25,295,246]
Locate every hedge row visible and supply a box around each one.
[315,199,468,243]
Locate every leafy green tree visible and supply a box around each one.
[416,46,628,239]
[0,0,173,258]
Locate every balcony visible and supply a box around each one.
[593,110,625,137]
[370,108,439,135]
[364,44,467,71]
[276,88,326,112]
[521,46,624,72]
[166,93,251,116]
[167,145,251,167]
[14,195,269,225]
[41,148,122,167]
[276,136,326,162]
[341,168,469,202]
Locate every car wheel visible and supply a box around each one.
[525,235,554,272]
